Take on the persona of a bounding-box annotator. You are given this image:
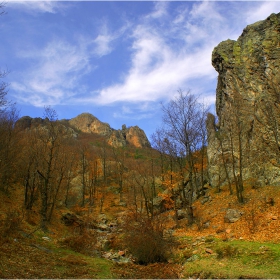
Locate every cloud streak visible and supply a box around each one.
[8,1,280,116]
[8,1,65,14]
[12,39,93,106]
[89,2,231,106]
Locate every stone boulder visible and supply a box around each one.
[224,209,243,223]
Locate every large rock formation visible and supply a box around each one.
[207,12,280,187]
[69,113,112,136]
[69,113,151,148]
[17,112,151,148]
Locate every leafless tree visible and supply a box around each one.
[159,89,208,224]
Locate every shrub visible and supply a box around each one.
[121,212,175,265]
[1,210,23,237]
[61,229,97,254]
[216,244,239,259]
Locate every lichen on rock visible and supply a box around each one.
[207,12,280,188]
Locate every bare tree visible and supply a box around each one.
[159,89,208,224]
[0,106,20,192]
[26,107,74,231]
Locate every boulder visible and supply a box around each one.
[177,209,188,220]
[61,212,84,227]
[224,209,243,223]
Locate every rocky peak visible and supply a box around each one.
[212,12,280,119]
[208,12,280,187]
[69,113,112,136]
[69,113,151,148]
[124,126,151,148]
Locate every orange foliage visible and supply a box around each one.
[174,184,280,243]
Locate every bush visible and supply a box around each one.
[61,229,97,254]
[216,245,239,259]
[121,212,175,265]
[1,210,22,237]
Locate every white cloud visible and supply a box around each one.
[89,1,279,109]
[7,1,64,14]
[91,20,129,57]
[88,2,227,106]
[245,1,280,24]
[93,34,114,57]
[12,39,92,106]
[145,1,169,20]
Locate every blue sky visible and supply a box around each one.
[1,1,280,139]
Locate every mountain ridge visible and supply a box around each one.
[16,112,151,149]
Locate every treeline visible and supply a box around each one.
[0,87,210,230]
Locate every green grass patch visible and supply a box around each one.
[182,238,280,279]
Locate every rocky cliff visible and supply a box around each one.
[207,12,280,187]
[16,113,151,149]
[69,113,151,148]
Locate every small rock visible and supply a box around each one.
[177,209,188,220]
[118,250,125,256]
[42,236,51,241]
[225,228,231,234]
[216,228,225,234]
[97,223,108,231]
[186,254,199,262]
[203,221,210,228]
[224,209,243,223]
[271,216,277,220]
[205,248,214,254]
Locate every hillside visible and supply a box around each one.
[1,12,280,279]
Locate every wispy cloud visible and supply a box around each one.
[245,1,280,24]
[88,1,280,112]
[9,1,280,116]
[12,39,93,106]
[89,2,229,107]
[145,1,169,20]
[93,34,114,57]
[7,1,64,14]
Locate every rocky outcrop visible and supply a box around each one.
[69,113,151,148]
[16,112,151,149]
[16,113,151,148]
[124,126,151,148]
[15,116,48,130]
[15,116,78,138]
[69,113,112,136]
[208,12,280,187]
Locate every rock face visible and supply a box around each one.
[68,113,151,148]
[69,113,151,148]
[125,126,151,148]
[15,116,78,138]
[16,112,151,148]
[207,13,280,187]
[69,113,112,136]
